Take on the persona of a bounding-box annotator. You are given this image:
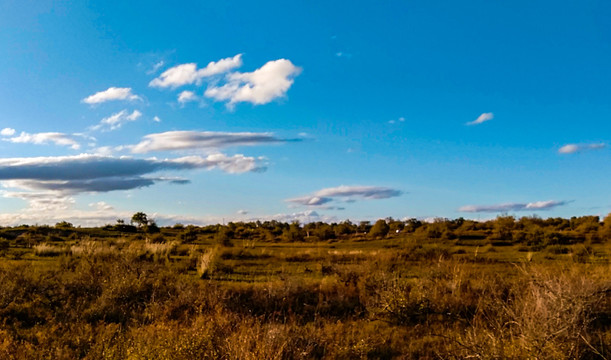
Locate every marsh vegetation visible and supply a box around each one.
[0,215,609,359]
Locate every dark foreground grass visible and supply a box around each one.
[0,229,609,359]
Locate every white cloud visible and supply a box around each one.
[153,116,162,123]
[458,200,568,213]
[1,128,15,136]
[237,209,248,215]
[287,185,402,207]
[204,59,301,106]
[148,61,165,74]
[253,210,336,224]
[89,201,114,211]
[466,112,493,126]
[335,52,352,58]
[129,130,293,153]
[286,196,332,206]
[315,185,402,199]
[82,87,142,104]
[149,54,243,89]
[2,191,75,212]
[91,110,142,131]
[177,90,198,104]
[173,154,266,174]
[3,131,81,150]
[558,143,606,154]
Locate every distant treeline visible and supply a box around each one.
[1,213,610,248]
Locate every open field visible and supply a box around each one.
[0,217,609,359]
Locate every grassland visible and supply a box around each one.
[0,218,609,359]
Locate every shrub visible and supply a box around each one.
[34,243,68,257]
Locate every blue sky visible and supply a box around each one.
[0,0,609,226]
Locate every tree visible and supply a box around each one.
[55,221,73,229]
[131,212,149,228]
[215,225,234,247]
[601,212,611,239]
[282,222,304,242]
[369,219,390,238]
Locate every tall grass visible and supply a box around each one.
[0,235,608,359]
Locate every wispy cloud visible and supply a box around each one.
[153,116,162,123]
[458,200,569,213]
[177,90,198,104]
[558,143,606,154]
[287,185,402,207]
[466,112,493,126]
[129,130,296,153]
[89,201,114,211]
[335,52,352,58]
[149,54,243,88]
[91,110,142,131]
[1,191,76,212]
[82,87,142,104]
[147,61,165,74]
[2,131,81,149]
[204,59,301,107]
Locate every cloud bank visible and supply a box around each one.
[287,185,402,207]
[129,131,295,153]
[458,200,569,213]
[0,153,265,195]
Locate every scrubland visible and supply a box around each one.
[0,216,609,359]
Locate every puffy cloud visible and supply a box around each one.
[458,200,569,213]
[177,90,198,104]
[558,143,606,154]
[149,54,243,88]
[129,130,294,153]
[204,59,301,106]
[2,131,81,149]
[82,87,142,104]
[91,110,142,131]
[1,128,15,136]
[287,185,402,207]
[466,112,493,125]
